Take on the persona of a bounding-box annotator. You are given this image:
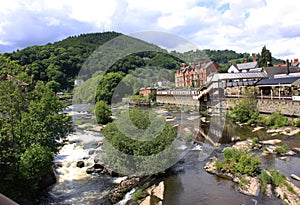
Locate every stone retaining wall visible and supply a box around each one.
[158,95,300,116]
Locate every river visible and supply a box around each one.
[38,105,300,205]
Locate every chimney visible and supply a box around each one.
[286,59,290,75]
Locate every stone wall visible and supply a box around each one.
[158,95,300,117]
[156,95,199,107]
[227,98,300,117]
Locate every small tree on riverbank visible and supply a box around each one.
[227,93,259,124]
[94,100,111,124]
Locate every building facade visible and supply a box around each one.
[175,61,219,88]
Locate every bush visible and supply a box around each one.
[261,112,288,128]
[251,137,259,148]
[133,189,143,201]
[269,168,286,186]
[260,171,272,193]
[219,148,261,176]
[227,95,259,123]
[275,144,288,154]
[94,100,112,124]
[292,117,300,127]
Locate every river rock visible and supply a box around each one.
[292,147,300,153]
[291,174,300,181]
[238,176,261,196]
[284,150,296,156]
[260,139,282,145]
[204,157,217,174]
[86,167,95,174]
[152,181,164,200]
[94,163,104,170]
[76,161,85,168]
[266,184,272,198]
[275,183,300,205]
[252,126,264,132]
[232,140,252,150]
[108,177,141,204]
[140,196,151,205]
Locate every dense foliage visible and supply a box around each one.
[259,111,288,128]
[101,108,178,174]
[1,32,284,94]
[94,100,112,124]
[260,168,293,194]
[258,45,273,67]
[215,148,261,176]
[0,80,73,202]
[227,94,259,124]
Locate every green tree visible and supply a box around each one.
[94,100,112,124]
[102,108,178,174]
[95,72,125,104]
[0,80,73,202]
[228,92,259,123]
[258,45,273,67]
[148,92,156,102]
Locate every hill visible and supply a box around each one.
[0,31,285,92]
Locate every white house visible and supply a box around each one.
[228,61,259,73]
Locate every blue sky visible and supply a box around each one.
[0,0,300,60]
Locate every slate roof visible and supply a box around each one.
[263,66,300,78]
[236,61,258,70]
[208,72,267,82]
[255,77,300,86]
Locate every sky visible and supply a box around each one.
[0,0,300,60]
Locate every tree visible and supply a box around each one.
[95,72,125,104]
[258,45,273,67]
[0,80,73,202]
[101,108,178,174]
[94,100,112,124]
[148,92,156,102]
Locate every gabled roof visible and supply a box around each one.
[208,72,267,82]
[263,66,300,78]
[255,77,300,86]
[236,61,258,70]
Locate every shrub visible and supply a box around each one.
[133,189,143,201]
[260,171,272,193]
[227,94,259,123]
[262,112,288,128]
[94,100,112,124]
[219,148,261,176]
[251,137,259,148]
[292,117,300,127]
[275,144,288,154]
[269,168,286,186]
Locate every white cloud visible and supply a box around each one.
[0,0,300,59]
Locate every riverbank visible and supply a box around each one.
[204,138,300,205]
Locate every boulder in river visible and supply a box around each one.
[238,176,261,196]
[86,167,95,174]
[260,139,282,145]
[291,174,300,181]
[76,161,85,168]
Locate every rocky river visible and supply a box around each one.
[38,104,300,205]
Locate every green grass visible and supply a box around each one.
[133,189,143,201]
[275,144,288,154]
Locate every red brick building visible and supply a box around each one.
[139,87,157,97]
[175,61,219,88]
